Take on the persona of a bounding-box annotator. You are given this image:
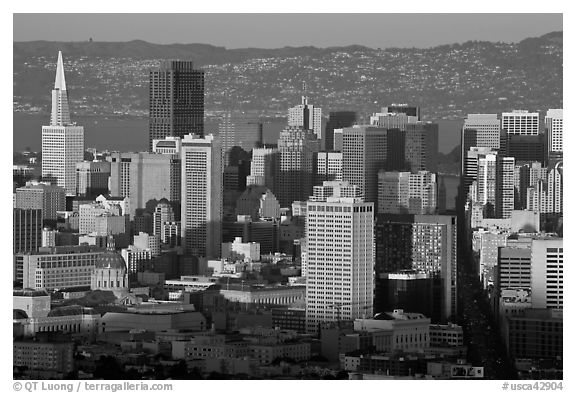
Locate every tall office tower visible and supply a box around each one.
[315,151,343,184]
[370,112,419,129]
[180,134,222,258]
[288,96,322,140]
[342,126,388,204]
[501,110,539,136]
[386,128,407,171]
[461,114,501,171]
[333,129,344,151]
[149,61,204,150]
[133,232,160,257]
[153,201,175,239]
[236,185,281,221]
[218,112,263,155]
[377,171,437,214]
[41,52,84,195]
[514,162,548,210]
[324,111,357,151]
[476,153,497,209]
[405,122,438,172]
[497,246,532,292]
[305,182,374,333]
[13,209,42,254]
[501,133,546,163]
[277,127,320,207]
[246,147,279,193]
[108,152,181,217]
[527,162,563,214]
[15,182,66,225]
[495,156,515,219]
[375,214,457,323]
[75,161,111,198]
[462,147,498,198]
[531,238,563,309]
[545,109,563,160]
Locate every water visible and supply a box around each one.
[14,114,462,154]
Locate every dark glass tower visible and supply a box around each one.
[324,111,357,151]
[149,61,204,150]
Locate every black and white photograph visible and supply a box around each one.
[9,6,567,387]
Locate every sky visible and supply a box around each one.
[13,13,562,49]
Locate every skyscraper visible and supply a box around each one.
[305,182,374,333]
[495,156,515,219]
[405,122,438,172]
[324,111,356,151]
[375,214,457,323]
[461,114,501,173]
[41,52,84,195]
[218,112,263,154]
[288,96,322,140]
[75,161,111,198]
[342,125,388,204]
[501,110,539,136]
[531,238,563,310]
[149,61,204,150]
[315,151,343,184]
[15,182,66,226]
[246,147,279,193]
[377,171,437,215]
[108,152,181,217]
[277,127,320,207]
[180,134,222,258]
[545,109,563,158]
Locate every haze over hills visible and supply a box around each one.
[13,31,562,120]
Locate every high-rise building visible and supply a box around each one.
[462,147,498,200]
[501,133,546,164]
[277,127,320,207]
[315,151,343,184]
[288,96,322,140]
[461,114,501,172]
[180,134,222,258]
[153,201,175,239]
[501,110,539,136]
[342,125,388,204]
[108,152,181,217]
[377,171,437,215]
[305,182,374,333]
[495,156,515,219]
[218,112,262,154]
[149,61,204,150]
[370,109,419,129]
[527,162,563,215]
[531,238,563,310]
[476,153,497,208]
[324,111,357,151]
[375,214,457,322]
[152,136,182,155]
[15,182,66,225]
[545,109,563,159]
[235,185,281,221]
[75,161,111,198]
[41,52,84,195]
[13,209,42,254]
[405,122,438,172]
[246,147,279,193]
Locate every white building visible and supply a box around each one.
[41,52,84,195]
[247,147,279,192]
[288,96,322,140]
[501,110,539,136]
[305,181,374,334]
[545,109,563,154]
[531,238,563,310]
[121,246,152,274]
[316,151,343,183]
[152,136,182,156]
[181,134,222,258]
[221,237,261,261]
[377,170,437,214]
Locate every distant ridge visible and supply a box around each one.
[13,31,562,65]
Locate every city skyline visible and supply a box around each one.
[10,12,565,383]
